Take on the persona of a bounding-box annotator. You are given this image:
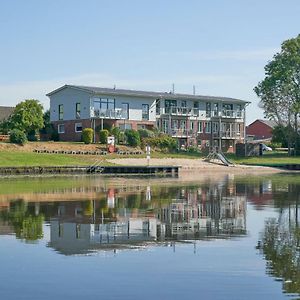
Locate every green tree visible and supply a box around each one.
[10,99,44,136]
[254,35,300,154]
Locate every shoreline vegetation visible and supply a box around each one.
[0,141,299,173]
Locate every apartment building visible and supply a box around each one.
[47,85,249,151]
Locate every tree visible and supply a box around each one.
[9,99,44,136]
[254,35,300,154]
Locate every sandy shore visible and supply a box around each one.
[108,158,283,175]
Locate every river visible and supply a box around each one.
[0,173,299,299]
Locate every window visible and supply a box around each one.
[76,224,81,239]
[190,121,194,131]
[58,124,65,133]
[206,103,211,117]
[119,123,132,130]
[236,104,242,117]
[76,102,81,119]
[75,122,82,133]
[212,122,219,133]
[194,101,199,109]
[198,121,203,133]
[181,100,186,107]
[156,100,160,115]
[223,103,233,117]
[165,99,177,114]
[122,103,129,119]
[142,104,149,120]
[58,105,64,120]
[137,124,146,130]
[93,98,115,112]
[205,122,211,133]
[58,223,63,238]
[213,103,219,116]
[172,119,179,130]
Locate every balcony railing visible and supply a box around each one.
[162,107,199,116]
[221,110,243,118]
[91,108,125,119]
[213,131,243,139]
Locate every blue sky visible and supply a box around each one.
[0,0,299,123]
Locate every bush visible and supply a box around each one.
[118,131,126,144]
[138,129,155,139]
[268,142,282,150]
[9,129,28,145]
[111,126,120,143]
[125,129,141,147]
[99,129,109,144]
[27,130,38,141]
[187,146,200,153]
[82,128,94,144]
[142,135,177,152]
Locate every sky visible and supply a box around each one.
[0,0,300,124]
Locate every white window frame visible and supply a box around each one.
[198,121,203,133]
[58,124,65,134]
[205,122,211,133]
[75,122,83,133]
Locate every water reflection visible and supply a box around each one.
[258,182,300,296]
[0,176,247,254]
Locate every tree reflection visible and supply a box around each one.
[259,185,300,295]
[0,200,44,242]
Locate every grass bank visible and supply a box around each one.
[228,152,300,166]
[0,151,99,167]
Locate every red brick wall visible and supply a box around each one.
[52,119,155,142]
[246,120,273,139]
[53,119,93,142]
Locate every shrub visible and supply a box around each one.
[27,130,38,141]
[142,135,177,152]
[125,129,141,147]
[138,129,155,139]
[82,128,94,144]
[268,142,282,150]
[111,126,120,143]
[99,129,109,144]
[118,131,126,144]
[9,129,28,145]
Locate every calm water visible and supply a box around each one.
[0,174,300,300]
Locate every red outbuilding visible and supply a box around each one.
[246,119,276,140]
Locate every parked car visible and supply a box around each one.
[261,143,272,151]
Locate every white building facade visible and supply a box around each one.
[47,85,249,151]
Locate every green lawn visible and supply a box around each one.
[228,151,300,166]
[0,149,300,168]
[0,151,98,167]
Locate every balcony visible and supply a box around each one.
[91,108,125,119]
[171,129,193,138]
[161,107,199,117]
[221,110,243,119]
[213,131,243,139]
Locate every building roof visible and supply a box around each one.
[249,119,277,128]
[0,106,14,122]
[46,84,250,104]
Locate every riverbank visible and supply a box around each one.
[107,158,283,174]
[0,141,298,174]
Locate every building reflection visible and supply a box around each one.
[47,181,247,255]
